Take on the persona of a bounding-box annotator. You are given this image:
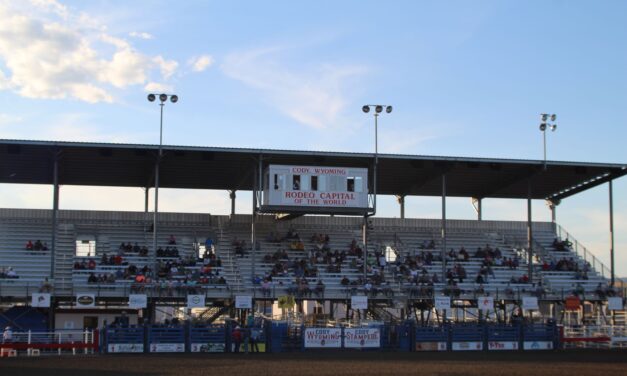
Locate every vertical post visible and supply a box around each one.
[543,129,547,170]
[152,103,164,269]
[251,164,257,283]
[527,182,533,283]
[144,187,149,213]
[363,215,368,281]
[397,195,405,219]
[229,190,236,216]
[441,173,447,282]
[51,152,59,280]
[477,198,482,221]
[609,180,615,287]
[373,113,378,213]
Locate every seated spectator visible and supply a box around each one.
[315,280,325,297]
[87,272,98,283]
[41,242,48,251]
[34,240,43,251]
[26,240,34,250]
[340,276,350,286]
[168,235,177,245]
[40,277,52,293]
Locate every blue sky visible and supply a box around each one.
[0,0,625,275]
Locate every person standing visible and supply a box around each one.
[249,327,260,353]
[231,326,242,353]
[3,326,13,344]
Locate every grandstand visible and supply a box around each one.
[0,139,625,333]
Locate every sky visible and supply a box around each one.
[0,0,625,276]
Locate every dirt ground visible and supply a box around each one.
[1,350,626,376]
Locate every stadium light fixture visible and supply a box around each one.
[539,113,557,170]
[147,92,179,268]
[361,104,393,281]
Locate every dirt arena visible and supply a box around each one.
[1,350,626,376]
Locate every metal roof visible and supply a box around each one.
[1,139,625,201]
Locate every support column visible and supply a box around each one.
[50,153,60,280]
[527,182,533,283]
[152,155,160,269]
[144,187,149,213]
[229,190,236,215]
[472,197,482,221]
[609,180,615,287]
[396,195,405,219]
[441,174,447,282]
[362,215,368,281]
[251,173,257,283]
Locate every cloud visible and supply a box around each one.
[0,0,178,103]
[189,55,214,72]
[222,46,368,129]
[144,82,174,93]
[129,31,153,40]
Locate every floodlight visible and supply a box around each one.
[159,93,168,102]
[147,94,156,102]
[375,105,383,113]
[541,114,548,122]
[386,106,393,113]
[170,95,178,103]
[550,114,556,121]
[539,123,547,131]
[551,124,557,131]
[362,105,370,113]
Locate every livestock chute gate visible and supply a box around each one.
[261,164,370,215]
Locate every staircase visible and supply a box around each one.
[53,222,76,295]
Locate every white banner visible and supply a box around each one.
[608,297,624,311]
[190,343,226,352]
[108,344,144,353]
[76,293,95,308]
[304,328,342,348]
[344,328,381,348]
[478,296,494,311]
[235,295,253,309]
[128,294,147,309]
[522,296,539,310]
[452,341,483,351]
[415,342,447,351]
[488,341,519,350]
[351,296,368,310]
[31,293,51,307]
[523,341,553,350]
[435,296,451,310]
[187,294,206,309]
[149,343,185,352]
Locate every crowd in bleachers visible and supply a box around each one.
[25,240,48,251]
[0,266,18,278]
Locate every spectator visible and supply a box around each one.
[231,326,242,353]
[168,235,177,245]
[249,327,260,353]
[26,240,34,250]
[3,326,13,344]
[34,240,43,251]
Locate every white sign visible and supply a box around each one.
[344,328,381,348]
[435,296,451,310]
[264,165,369,209]
[76,293,96,308]
[304,328,342,348]
[488,341,519,350]
[523,341,553,350]
[31,293,51,308]
[351,296,368,310]
[415,342,447,351]
[149,343,185,352]
[187,295,206,309]
[478,296,494,311]
[608,297,624,311]
[522,296,539,310]
[452,341,483,351]
[191,343,226,352]
[128,294,147,309]
[108,344,144,353]
[235,295,253,309]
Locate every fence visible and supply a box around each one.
[0,329,98,356]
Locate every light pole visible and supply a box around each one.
[361,104,392,281]
[539,113,557,169]
[147,93,178,268]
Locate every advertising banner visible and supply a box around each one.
[452,342,483,351]
[522,297,539,310]
[523,341,553,350]
[488,341,519,350]
[415,342,447,351]
[190,343,226,353]
[149,343,185,352]
[31,293,51,308]
[478,296,494,311]
[235,295,253,309]
[107,344,144,353]
[608,297,624,311]
[344,328,381,348]
[128,294,147,309]
[187,294,206,309]
[304,328,342,348]
[76,293,96,308]
[351,296,368,310]
[435,296,450,310]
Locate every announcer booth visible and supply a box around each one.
[261,164,371,215]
